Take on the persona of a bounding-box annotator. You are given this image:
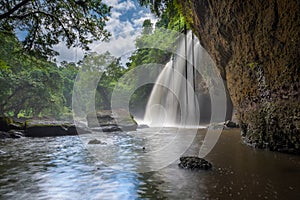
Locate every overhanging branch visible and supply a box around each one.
[0,0,31,20]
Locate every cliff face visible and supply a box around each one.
[178,0,300,153]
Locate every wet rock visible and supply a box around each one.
[0,116,13,132]
[88,139,107,145]
[67,125,91,135]
[101,125,121,132]
[178,156,212,170]
[25,121,91,137]
[224,120,239,128]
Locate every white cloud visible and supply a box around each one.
[132,12,157,28]
[54,0,157,64]
[103,0,136,11]
[114,0,136,11]
[54,42,85,64]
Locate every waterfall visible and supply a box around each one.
[143,31,203,127]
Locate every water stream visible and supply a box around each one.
[0,128,299,199]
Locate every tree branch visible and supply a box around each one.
[10,10,73,46]
[0,0,31,20]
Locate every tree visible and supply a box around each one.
[142,19,153,35]
[138,0,172,17]
[0,32,66,118]
[0,0,111,57]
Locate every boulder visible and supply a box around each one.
[178,156,212,170]
[25,120,91,137]
[0,116,13,131]
[88,139,107,145]
[224,120,239,128]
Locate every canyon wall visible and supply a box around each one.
[177,0,300,153]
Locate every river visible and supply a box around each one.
[0,128,299,199]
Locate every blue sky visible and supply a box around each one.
[55,0,157,64]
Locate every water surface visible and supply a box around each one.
[0,128,299,199]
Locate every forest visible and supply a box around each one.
[0,0,183,120]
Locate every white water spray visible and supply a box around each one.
[143,31,206,127]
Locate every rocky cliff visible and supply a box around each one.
[177,0,300,153]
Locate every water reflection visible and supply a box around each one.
[0,128,299,199]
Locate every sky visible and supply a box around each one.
[55,0,157,64]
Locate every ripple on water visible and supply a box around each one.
[0,128,300,199]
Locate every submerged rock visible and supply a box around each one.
[178,156,212,170]
[88,139,107,145]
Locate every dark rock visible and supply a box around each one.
[224,120,239,128]
[101,125,121,132]
[178,156,212,170]
[67,125,91,135]
[0,116,13,132]
[25,120,91,137]
[88,139,107,145]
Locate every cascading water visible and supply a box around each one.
[143,31,207,127]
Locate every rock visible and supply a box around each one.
[0,116,13,131]
[100,125,121,132]
[0,150,6,154]
[67,125,91,135]
[224,120,239,128]
[88,139,107,145]
[87,109,138,132]
[177,0,300,154]
[25,120,91,137]
[178,156,212,170]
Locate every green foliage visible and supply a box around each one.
[0,32,79,118]
[125,1,188,116]
[72,51,126,116]
[138,0,172,17]
[0,0,111,58]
